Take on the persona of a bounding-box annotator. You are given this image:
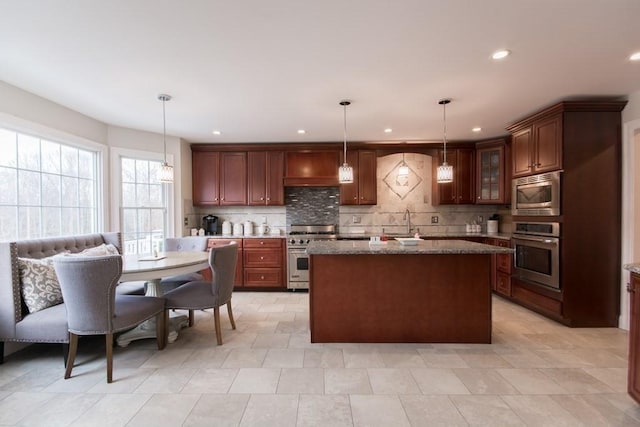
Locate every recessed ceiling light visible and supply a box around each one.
[492,49,511,60]
[472,127,482,132]
[297,129,306,134]
[630,52,640,61]
[212,130,221,135]
[384,128,393,133]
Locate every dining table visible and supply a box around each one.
[116,250,209,347]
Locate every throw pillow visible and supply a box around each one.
[77,243,119,256]
[18,256,63,314]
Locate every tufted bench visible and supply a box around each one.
[0,232,121,363]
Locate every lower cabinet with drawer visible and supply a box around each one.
[207,237,286,289]
[243,238,286,288]
[486,238,512,297]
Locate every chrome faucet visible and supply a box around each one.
[403,208,411,234]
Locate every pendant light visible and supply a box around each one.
[436,98,454,183]
[398,152,409,176]
[338,100,354,184]
[158,94,174,183]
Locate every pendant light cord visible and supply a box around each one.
[343,102,347,161]
[442,101,447,164]
[162,97,167,163]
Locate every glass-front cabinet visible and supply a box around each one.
[475,139,509,205]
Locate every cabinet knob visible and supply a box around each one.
[260,197,264,201]
[260,256,264,260]
[221,198,225,201]
[477,196,481,199]
[360,197,364,200]
[536,163,542,167]
[353,196,357,200]
[628,283,635,293]
[260,241,264,245]
[266,198,270,201]
[261,275,265,280]
[214,197,218,201]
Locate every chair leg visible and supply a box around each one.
[155,312,165,350]
[0,341,4,364]
[213,307,223,345]
[106,333,113,383]
[227,301,236,330]
[64,333,79,380]
[188,310,195,327]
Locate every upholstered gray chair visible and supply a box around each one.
[162,242,237,345]
[159,236,209,292]
[53,255,165,383]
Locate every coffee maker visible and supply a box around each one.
[202,215,218,235]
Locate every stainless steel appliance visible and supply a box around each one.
[512,221,561,289]
[512,171,561,216]
[286,224,337,290]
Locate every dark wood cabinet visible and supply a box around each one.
[192,150,247,206]
[192,151,220,205]
[476,139,509,205]
[510,113,562,178]
[207,238,244,287]
[243,238,285,288]
[248,151,284,206]
[433,148,475,205]
[219,152,247,205]
[284,151,340,186]
[507,100,627,327]
[486,238,512,297]
[340,150,377,205]
[628,273,640,403]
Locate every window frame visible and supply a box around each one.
[0,113,107,239]
[110,147,174,254]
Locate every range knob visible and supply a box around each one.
[289,238,296,244]
[305,239,311,244]
[298,239,305,244]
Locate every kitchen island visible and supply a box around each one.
[306,239,514,344]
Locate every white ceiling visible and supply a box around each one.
[1,1,639,144]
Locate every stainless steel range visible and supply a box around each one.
[287,224,337,290]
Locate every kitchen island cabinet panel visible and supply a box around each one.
[628,272,640,403]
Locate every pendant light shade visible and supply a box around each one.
[398,152,409,176]
[338,100,354,184]
[436,98,453,184]
[158,94,173,183]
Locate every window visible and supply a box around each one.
[120,156,169,254]
[0,127,99,241]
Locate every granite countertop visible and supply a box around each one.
[625,264,640,274]
[306,239,515,255]
[204,234,286,239]
[337,232,512,241]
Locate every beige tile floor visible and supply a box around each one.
[1,292,639,426]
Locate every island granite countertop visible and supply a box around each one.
[306,239,515,255]
[625,264,640,274]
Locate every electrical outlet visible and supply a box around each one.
[478,215,484,223]
[352,215,361,224]
[431,216,439,224]
[183,217,188,226]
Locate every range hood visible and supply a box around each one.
[284,151,340,187]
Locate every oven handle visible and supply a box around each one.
[512,235,559,245]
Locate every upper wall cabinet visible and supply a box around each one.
[475,138,509,205]
[340,150,377,205]
[284,151,340,186]
[509,113,562,178]
[432,148,475,205]
[192,150,247,206]
[248,151,285,206]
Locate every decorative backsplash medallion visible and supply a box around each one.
[383,160,423,200]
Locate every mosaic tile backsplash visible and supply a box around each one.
[285,186,340,227]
